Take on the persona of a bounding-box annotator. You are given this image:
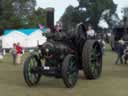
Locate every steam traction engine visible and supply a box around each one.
[23,23,103,88]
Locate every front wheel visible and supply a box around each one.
[23,55,41,87]
[62,54,78,88]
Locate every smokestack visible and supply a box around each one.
[46,8,54,31]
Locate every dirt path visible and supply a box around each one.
[0,49,128,96]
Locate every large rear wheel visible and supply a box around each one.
[82,40,103,79]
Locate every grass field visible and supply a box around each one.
[0,45,128,96]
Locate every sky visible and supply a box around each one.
[113,0,128,18]
[36,0,128,23]
[36,0,78,23]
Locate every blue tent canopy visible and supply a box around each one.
[4,27,48,36]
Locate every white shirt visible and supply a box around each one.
[107,33,111,37]
[87,29,95,37]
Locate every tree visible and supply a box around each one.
[0,0,38,31]
[122,7,128,17]
[0,0,52,36]
[0,0,2,16]
[12,0,36,27]
[34,8,47,26]
[61,0,117,31]
[60,6,75,31]
[121,7,128,33]
[78,0,117,29]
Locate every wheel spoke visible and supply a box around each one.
[90,44,102,76]
[28,56,40,84]
[90,45,101,73]
[67,56,78,85]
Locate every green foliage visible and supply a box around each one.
[0,0,47,33]
[60,6,75,31]
[61,0,117,31]
[34,8,47,26]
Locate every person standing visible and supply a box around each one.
[55,21,62,32]
[16,42,23,65]
[86,25,96,39]
[115,39,125,64]
[10,43,17,64]
[123,46,128,64]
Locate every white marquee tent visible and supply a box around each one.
[22,30,46,48]
[2,29,47,48]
